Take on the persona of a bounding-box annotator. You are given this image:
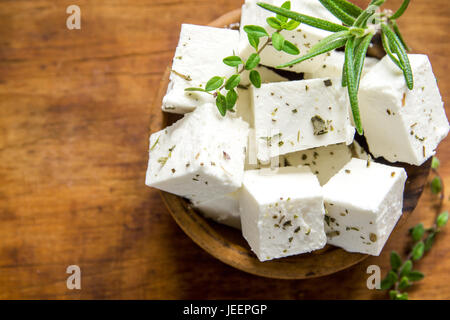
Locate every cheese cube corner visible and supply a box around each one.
[239,166,326,261]
[359,54,449,165]
[323,158,407,256]
[162,24,239,114]
[146,103,249,203]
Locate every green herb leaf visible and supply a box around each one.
[353,0,385,28]
[395,292,409,300]
[216,92,227,116]
[353,32,374,90]
[431,156,440,170]
[332,0,363,18]
[276,1,291,23]
[266,17,283,30]
[344,36,363,135]
[399,260,412,277]
[437,211,449,228]
[389,290,398,299]
[380,270,398,290]
[283,19,301,30]
[184,87,206,92]
[223,55,243,67]
[272,32,285,51]
[410,223,425,242]
[226,89,238,110]
[205,76,224,92]
[398,276,410,290]
[392,21,410,52]
[318,0,355,26]
[431,176,442,194]
[245,53,261,70]
[309,30,352,54]
[424,232,436,252]
[408,270,425,282]
[277,37,347,69]
[243,25,269,38]
[390,0,410,20]
[225,74,241,90]
[412,241,425,261]
[248,33,260,50]
[382,24,413,90]
[282,40,300,55]
[381,31,402,69]
[390,251,402,271]
[249,70,262,88]
[257,2,349,32]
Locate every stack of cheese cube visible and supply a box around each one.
[146,0,449,262]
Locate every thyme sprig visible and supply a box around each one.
[379,156,448,300]
[257,0,413,134]
[185,1,300,116]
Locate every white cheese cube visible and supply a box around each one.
[162,24,239,114]
[194,191,241,229]
[235,67,287,126]
[239,0,340,74]
[304,51,378,80]
[146,103,249,203]
[359,54,449,165]
[239,166,326,261]
[323,158,407,256]
[285,143,352,185]
[252,78,355,162]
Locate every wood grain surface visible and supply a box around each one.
[0,0,449,299]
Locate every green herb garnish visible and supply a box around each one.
[184,1,300,116]
[257,0,413,134]
[379,156,448,300]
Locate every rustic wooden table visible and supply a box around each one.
[0,0,449,299]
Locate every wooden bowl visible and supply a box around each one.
[150,9,431,279]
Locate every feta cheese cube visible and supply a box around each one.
[239,166,326,261]
[284,143,352,185]
[323,158,407,256]
[235,67,287,126]
[162,24,239,114]
[304,51,378,80]
[194,191,241,229]
[359,54,449,165]
[145,103,249,203]
[239,0,340,74]
[252,78,355,162]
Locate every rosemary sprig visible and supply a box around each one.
[380,156,448,300]
[258,0,414,135]
[184,1,300,116]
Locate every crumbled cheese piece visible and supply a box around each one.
[359,54,449,165]
[252,78,355,162]
[238,0,341,74]
[239,166,326,261]
[162,24,239,114]
[146,103,249,203]
[323,158,407,256]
